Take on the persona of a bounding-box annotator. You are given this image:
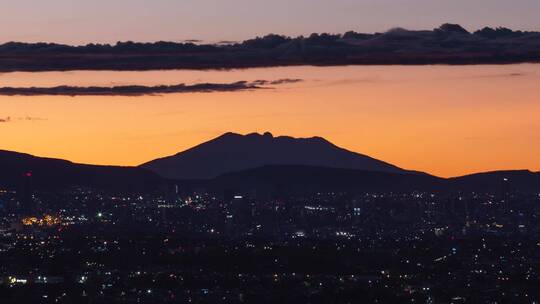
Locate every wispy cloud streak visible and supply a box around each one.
[0,79,302,97]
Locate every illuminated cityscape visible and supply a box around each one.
[1,180,540,303]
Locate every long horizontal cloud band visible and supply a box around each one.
[1,24,540,72]
[0,79,302,96]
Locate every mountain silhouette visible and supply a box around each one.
[0,147,538,194]
[185,165,443,195]
[140,132,414,179]
[181,166,540,195]
[447,170,540,193]
[0,150,162,191]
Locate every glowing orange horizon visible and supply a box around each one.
[1,65,539,178]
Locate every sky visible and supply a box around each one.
[1,1,540,177]
[1,65,539,177]
[1,0,540,44]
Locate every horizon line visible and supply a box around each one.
[1,131,536,179]
[0,23,536,46]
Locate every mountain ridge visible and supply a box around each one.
[0,149,162,191]
[203,165,540,194]
[0,147,539,194]
[140,132,414,179]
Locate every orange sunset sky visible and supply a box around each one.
[2,0,540,178]
[1,65,539,178]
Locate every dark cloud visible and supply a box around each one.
[1,24,540,72]
[251,79,303,86]
[0,79,303,97]
[0,117,10,123]
[268,79,303,85]
[217,40,239,45]
[182,39,203,44]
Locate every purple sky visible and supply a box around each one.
[1,0,540,44]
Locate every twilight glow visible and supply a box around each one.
[1,0,540,44]
[1,64,539,177]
